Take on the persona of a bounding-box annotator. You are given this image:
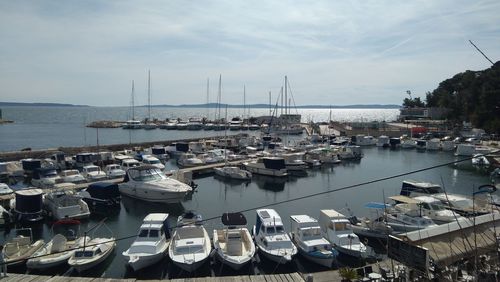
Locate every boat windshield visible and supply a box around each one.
[149,159,161,164]
[75,250,94,257]
[108,165,120,170]
[129,168,164,181]
[302,227,321,238]
[86,167,99,172]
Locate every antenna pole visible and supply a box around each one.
[469,40,494,65]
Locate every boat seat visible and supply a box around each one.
[4,243,19,256]
[226,230,242,256]
[15,236,31,246]
[50,234,68,253]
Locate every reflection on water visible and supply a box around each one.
[253,174,287,192]
[121,195,186,219]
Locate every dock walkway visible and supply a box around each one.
[0,272,305,282]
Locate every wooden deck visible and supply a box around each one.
[0,272,305,282]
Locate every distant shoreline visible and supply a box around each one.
[0,102,400,109]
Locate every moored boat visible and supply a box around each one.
[213,212,255,270]
[319,209,368,258]
[253,209,297,264]
[290,214,338,268]
[168,211,211,272]
[122,213,170,271]
[119,165,192,203]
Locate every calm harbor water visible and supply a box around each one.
[0,106,493,279]
[0,146,493,279]
[0,106,399,152]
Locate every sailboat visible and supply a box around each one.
[143,70,157,130]
[263,76,303,135]
[123,80,142,129]
[214,104,252,180]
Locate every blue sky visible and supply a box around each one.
[1,1,499,106]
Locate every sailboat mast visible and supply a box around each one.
[147,70,151,121]
[206,78,210,119]
[131,80,135,120]
[269,91,272,116]
[217,74,222,122]
[243,85,246,120]
[285,75,288,115]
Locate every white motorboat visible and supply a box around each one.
[351,135,377,146]
[244,157,288,177]
[472,154,490,166]
[176,153,204,168]
[119,165,192,203]
[60,169,86,184]
[455,143,475,156]
[385,210,437,233]
[123,120,143,129]
[213,212,255,270]
[290,214,338,268]
[0,183,14,197]
[68,237,116,273]
[31,167,62,188]
[337,145,363,160]
[82,165,107,181]
[253,209,297,264]
[123,213,171,271]
[441,140,455,151]
[319,209,368,258]
[142,155,165,171]
[169,211,211,272]
[121,158,142,171]
[391,195,465,224]
[214,166,252,180]
[44,190,90,220]
[347,202,394,241]
[401,138,417,149]
[104,164,126,179]
[426,138,441,150]
[2,228,44,266]
[27,220,90,270]
[376,135,390,148]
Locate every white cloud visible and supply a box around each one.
[0,0,499,106]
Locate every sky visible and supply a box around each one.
[0,1,499,107]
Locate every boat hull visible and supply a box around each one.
[297,247,334,268]
[125,252,166,271]
[171,255,209,272]
[119,185,189,203]
[257,247,293,264]
[214,250,253,270]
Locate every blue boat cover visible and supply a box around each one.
[364,202,391,209]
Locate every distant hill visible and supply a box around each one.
[0,102,89,107]
[149,103,400,109]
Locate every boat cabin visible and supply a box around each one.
[400,180,442,197]
[135,213,170,244]
[255,209,285,237]
[319,210,352,235]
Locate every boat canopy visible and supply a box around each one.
[221,212,247,226]
[364,202,392,209]
[389,195,420,204]
[262,157,286,170]
[87,182,120,199]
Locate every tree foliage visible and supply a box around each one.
[424,61,500,133]
[402,97,425,108]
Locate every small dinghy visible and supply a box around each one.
[27,219,90,270]
[213,212,255,270]
[122,213,171,271]
[2,228,44,266]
